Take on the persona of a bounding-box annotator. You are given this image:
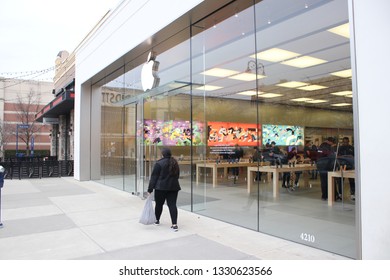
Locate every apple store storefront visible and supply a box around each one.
[75,0,389,259]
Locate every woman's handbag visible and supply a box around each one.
[139,194,156,225]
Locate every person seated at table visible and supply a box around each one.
[231,144,244,179]
[282,147,301,189]
[252,146,263,181]
[267,141,286,166]
[316,137,338,201]
[336,137,355,201]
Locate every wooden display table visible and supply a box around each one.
[247,164,317,197]
[327,170,355,206]
[196,161,258,187]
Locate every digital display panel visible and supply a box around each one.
[262,124,304,146]
[143,120,205,146]
[207,121,261,146]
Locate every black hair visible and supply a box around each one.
[161,148,172,158]
[327,137,336,143]
[161,148,179,176]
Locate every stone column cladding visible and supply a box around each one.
[59,115,67,160]
[50,112,74,160]
[50,124,58,157]
[69,110,74,160]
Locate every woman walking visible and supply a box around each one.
[147,148,181,231]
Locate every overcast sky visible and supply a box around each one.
[0,0,119,81]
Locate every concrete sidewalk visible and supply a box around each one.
[0,177,348,260]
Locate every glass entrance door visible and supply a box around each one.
[122,95,160,198]
[123,102,137,194]
[122,81,193,198]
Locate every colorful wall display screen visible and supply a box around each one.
[143,119,205,146]
[262,124,304,146]
[207,121,261,146]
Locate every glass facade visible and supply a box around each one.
[96,0,355,258]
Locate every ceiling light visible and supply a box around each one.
[328,23,350,38]
[330,90,352,96]
[331,103,352,107]
[195,85,223,91]
[331,69,352,78]
[281,56,327,68]
[252,48,300,62]
[229,73,265,81]
[298,85,328,91]
[201,68,239,77]
[306,99,328,103]
[237,90,258,96]
[276,81,309,88]
[291,98,313,102]
[258,93,283,98]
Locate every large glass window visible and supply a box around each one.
[191,0,260,227]
[191,0,355,258]
[96,0,355,258]
[100,68,127,190]
[254,0,355,258]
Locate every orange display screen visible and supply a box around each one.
[207,122,261,146]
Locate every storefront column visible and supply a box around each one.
[90,86,101,180]
[350,0,390,259]
[74,82,92,180]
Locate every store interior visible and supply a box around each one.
[97,0,356,258]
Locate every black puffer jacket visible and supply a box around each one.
[147,157,181,193]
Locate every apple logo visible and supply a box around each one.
[141,51,160,91]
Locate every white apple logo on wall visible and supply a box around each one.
[141,51,160,91]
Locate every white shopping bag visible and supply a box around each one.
[139,194,156,225]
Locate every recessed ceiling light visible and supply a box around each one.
[201,68,239,77]
[331,69,352,78]
[298,85,328,91]
[281,56,327,68]
[258,93,283,98]
[229,73,265,81]
[237,90,258,96]
[328,23,350,38]
[306,99,328,103]
[291,98,313,102]
[276,81,309,88]
[330,90,353,96]
[331,103,352,107]
[252,48,300,62]
[195,85,223,91]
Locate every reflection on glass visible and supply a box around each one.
[96,0,355,259]
[191,0,355,258]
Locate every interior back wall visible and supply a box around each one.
[144,94,353,129]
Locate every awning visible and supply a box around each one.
[35,90,74,123]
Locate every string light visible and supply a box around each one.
[0,66,58,90]
[0,66,55,79]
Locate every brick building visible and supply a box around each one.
[0,77,53,158]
